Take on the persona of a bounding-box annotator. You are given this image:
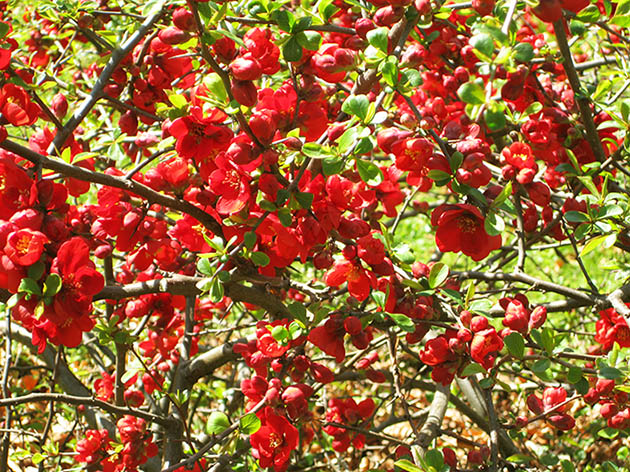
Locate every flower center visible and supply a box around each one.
[269,432,282,448]
[457,216,478,233]
[16,235,31,255]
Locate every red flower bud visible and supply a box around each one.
[51,92,68,119]
[232,80,258,107]
[229,56,263,81]
[158,27,190,45]
[354,18,375,40]
[172,7,195,31]
[470,315,489,332]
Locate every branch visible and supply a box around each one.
[553,19,607,163]
[50,9,164,152]
[414,383,450,456]
[455,270,598,303]
[0,392,175,427]
[0,139,224,238]
[96,276,290,317]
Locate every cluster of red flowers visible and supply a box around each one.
[584,378,630,430]
[420,314,504,385]
[525,386,575,430]
[595,307,630,353]
[323,397,375,452]
[75,416,158,472]
[0,155,104,352]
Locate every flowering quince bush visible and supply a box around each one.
[4,0,630,472]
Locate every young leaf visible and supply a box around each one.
[240,412,262,434]
[207,411,230,434]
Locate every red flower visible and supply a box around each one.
[501,142,535,170]
[0,83,41,126]
[4,228,48,266]
[168,106,232,162]
[251,407,299,471]
[47,237,105,347]
[470,328,503,370]
[431,203,502,261]
[325,260,375,301]
[75,429,111,465]
[0,156,37,220]
[595,307,630,352]
[308,315,346,363]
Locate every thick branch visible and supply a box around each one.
[96,276,290,317]
[456,270,597,303]
[1,139,224,238]
[553,19,607,163]
[50,9,164,152]
[0,393,175,427]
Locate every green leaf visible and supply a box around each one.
[296,31,322,51]
[402,69,422,87]
[504,332,525,359]
[561,459,575,472]
[460,362,487,376]
[484,212,504,237]
[491,181,512,209]
[168,92,188,109]
[426,169,451,181]
[283,36,303,62]
[287,302,308,324]
[42,273,62,297]
[484,107,506,131]
[567,366,583,384]
[372,290,387,309]
[272,10,294,32]
[0,22,9,38]
[513,42,534,62]
[322,156,345,175]
[6,293,22,309]
[598,427,619,439]
[457,81,485,105]
[318,0,339,20]
[356,159,383,186]
[301,142,331,159]
[564,211,590,223]
[207,411,230,434]
[599,363,623,380]
[576,4,601,22]
[342,95,370,122]
[540,327,555,355]
[203,73,228,104]
[366,27,389,53]
[379,56,399,87]
[197,257,215,276]
[470,33,494,57]
[244,231,257,250]
[389,313,416,333]
[531,358,551,374]
[293,16,313,32]
[295,191,314,209]
[507,454,532,464]
[581,234,608,257]
[209,278,224,303]
[240,412,262,434]
[251,251,271,267]
[278,208,292,227]
[18,278,41,296]
[27,261,45,281]
[428,262,449,289]
[395,459,423,472]
[424,449,444,469]
[337,127,358,153]
[271,324,289,343]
